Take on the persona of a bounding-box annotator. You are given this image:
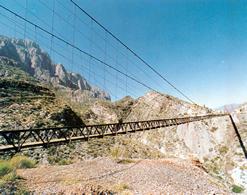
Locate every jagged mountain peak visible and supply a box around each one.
[0,35,110,101]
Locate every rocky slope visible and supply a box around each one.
[60,91,212,125]
[217,104,241,113]
[126,91,212,121]
[0,57,84,130]
[116,92,247,192]
[71,91,246,192]
[0,35,110,102]
[229,103,247,190]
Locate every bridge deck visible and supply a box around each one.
[0,114,228,152]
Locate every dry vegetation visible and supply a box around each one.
[0,155,35,194]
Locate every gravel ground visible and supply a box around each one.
[18,157,229,194]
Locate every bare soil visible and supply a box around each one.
[18,157,229,194]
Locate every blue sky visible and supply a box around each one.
[0,0,247,108]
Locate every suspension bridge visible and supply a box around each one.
[0,1,246,158]
[0,114,228,152]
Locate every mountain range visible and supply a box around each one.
[0,35,110,102]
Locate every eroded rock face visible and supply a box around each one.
[230,103,247,189]
[126,91,211,121]
[119,91,243,188]
[0,36,110,101]
[176,116,233,160]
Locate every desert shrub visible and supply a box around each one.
[110,146,122,159]
[1,171,18,182]
[210,127,218,132]
[10,155,36,169]
[232,185,245,193]
[58,159,72,165]
[47,155,72,165]
[47,156,57,165]
[113,183,130,192]
[0,161,13,176]
[240,165,247,170]
[219,146,229,155]
[117,159,135,164]
[0,170,29,194]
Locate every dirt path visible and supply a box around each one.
[18,158,228,194]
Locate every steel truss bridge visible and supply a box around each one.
[0,114,228,153]
[0,2,246,158]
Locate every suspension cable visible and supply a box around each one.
[70,0,195,104]
[0,4,158,94]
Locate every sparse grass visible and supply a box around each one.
[47,156,58,165]
[117,159,136,164]
[216,175,224,180]
[232,184,245,193]
[0,61,37,84]
[108,136,163,160]
[235,152,243,156]
[58,159,73,165]
[10,155,36,169]
[203,157,222,176]
[113,183,130,192]
[0,156,33,193]
[0,171,17,189]
[240,165,247,170]
[47,155,73,165]
[1,171,19,183]
[110,145,122,159]
[0,161,13,176]
[210,127,218,132]
[44,140,79,164]
[212,165,220,175]
[219,146,229,155]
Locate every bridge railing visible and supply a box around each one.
[0,114,228,152]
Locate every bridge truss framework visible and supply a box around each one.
[0,114,228,153]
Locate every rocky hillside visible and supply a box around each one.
[0,57,84,130]
[118,93,247,192]
[126,91,212,121]
[217,104,241,113]
[229,103,247,190]
[0,35,110,101]
[74,91,245,192]
[60,90,212,125]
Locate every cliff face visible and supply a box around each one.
[120,91,231,160]
[0,36,110,101]
[230,103,247,189]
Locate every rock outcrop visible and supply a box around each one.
[0,60,84,130]
[126,91,211,121]
[229,103,247,189]
[0,35,110,101]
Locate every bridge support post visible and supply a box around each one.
[229,114,247,159]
